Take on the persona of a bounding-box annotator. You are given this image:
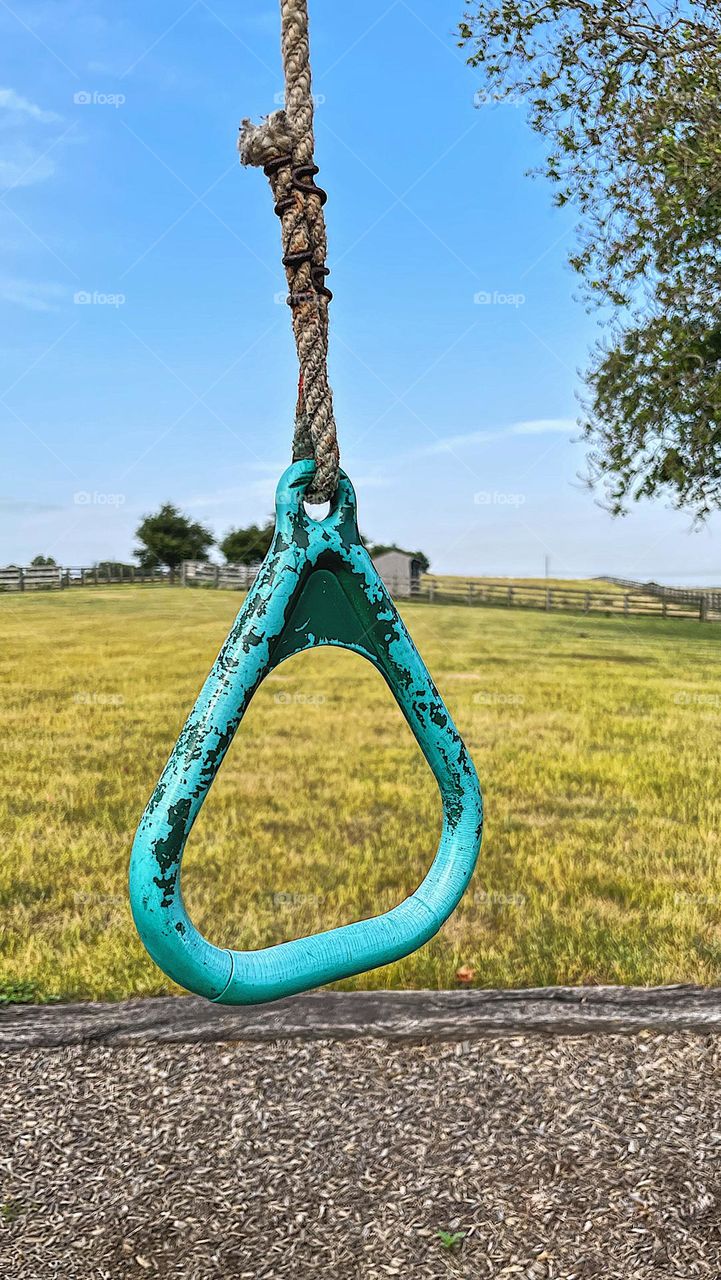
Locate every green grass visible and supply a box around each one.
[2,585,721,1002]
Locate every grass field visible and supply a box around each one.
[429,575,631,591]
[2,585,721,1003]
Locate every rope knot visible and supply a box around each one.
[239,1,338,504]
[238,112,293,169]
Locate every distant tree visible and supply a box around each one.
[459,1,721,519]
[31,555,57,567]
[219,521,275,565]
[369,543,431,574]
[134,503,214,581]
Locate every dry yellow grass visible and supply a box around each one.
[1,585,720,1002]
[428,575,627,591]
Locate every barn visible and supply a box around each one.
[372,550,423,598]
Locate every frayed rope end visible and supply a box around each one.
[238,112,293,168]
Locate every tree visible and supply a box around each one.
[134,503,214,580]
[459,2,721,519]
[31,555,56,566]
[219,522,275,565]
[369,542,431,574]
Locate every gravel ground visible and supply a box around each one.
[1,1032,720,1279]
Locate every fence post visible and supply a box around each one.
[545,588,553,612]
[428,578,435,604]
[508,586,514,607]
[624,594,630,617]
[467,581,474,606]
[700,596,708,623]
[18,568,25,592]
[584,591,590,615]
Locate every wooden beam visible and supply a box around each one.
[3,985,721,1050]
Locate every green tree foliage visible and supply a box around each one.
[219,522,275,565]
[134,503,214,579]
[459,1,721,518]
[31,555,57,566]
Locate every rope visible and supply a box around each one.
[239,0,339,505]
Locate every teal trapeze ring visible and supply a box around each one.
[129,460,484,1004]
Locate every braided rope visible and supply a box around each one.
[239,0,338,504]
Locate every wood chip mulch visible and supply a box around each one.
[1,1032,720,1278]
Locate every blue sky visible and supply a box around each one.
[1,0,719,582]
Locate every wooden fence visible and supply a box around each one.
[597,576,721,614]
[0,565,63,591]
[181,564,720,622]
[181,561,261,590]
[2,561,719,623]
[420,578,721,622]
[0,565,167,592]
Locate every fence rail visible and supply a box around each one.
[181,561,261,590]
[597,575,721,611]
[2,562,719,622]
[179,565,721,622]
[0,565,168,591]
[0,565,64,591]
[420,578,720,622]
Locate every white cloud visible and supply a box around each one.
[0,89,66,191]
[0,497,61,513]
[509,418,577,436]
[0,88,61,124]
[188,476,281,511]
[0,276,66,311]
[188,468,392,513]
[0,141,57,189]
[414,417,576,458]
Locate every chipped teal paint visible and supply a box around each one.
[129,461,483,1005]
